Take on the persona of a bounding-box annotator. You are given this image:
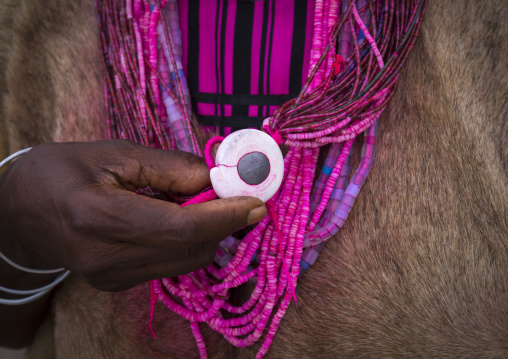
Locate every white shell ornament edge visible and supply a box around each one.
[210,129,284,202]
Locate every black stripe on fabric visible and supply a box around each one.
[289,0,308,94]
[258,0,270,116]
[187,0,200,95]
[215,0,222,132]
[232,1,255,117]
[265,0,276,96]
[198,115,265,129]
[220,0,228,135]
[193,93,296,105]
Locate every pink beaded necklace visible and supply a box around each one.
[97,0,427,358]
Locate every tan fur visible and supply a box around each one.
[1,0,507,358]
[0,0,107,153]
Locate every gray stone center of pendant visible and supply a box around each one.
[237,152,270,185]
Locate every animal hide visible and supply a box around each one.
[1,0,507,358]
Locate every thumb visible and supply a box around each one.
[87,189,267,248]
[167,196,267,247]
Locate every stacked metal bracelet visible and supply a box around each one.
[0,148,71,305]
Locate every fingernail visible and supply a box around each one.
[247,205,267,225]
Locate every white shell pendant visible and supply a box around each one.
[210,129,284,202]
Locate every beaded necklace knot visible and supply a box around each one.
[262,118,282,146]
[97,0,427,357]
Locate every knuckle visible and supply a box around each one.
[115,139,139,150]
[187,153,207,171]
[170,150,206,173]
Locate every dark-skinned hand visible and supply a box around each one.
[0,140,266,292]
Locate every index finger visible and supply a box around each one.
[83,140,211,194]
[76,185,266,248]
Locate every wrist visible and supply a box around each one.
[0,147,70,305]
[0,146,61,271]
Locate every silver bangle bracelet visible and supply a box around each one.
[0,250,66,275]
[0,147,32,168]
[0,288,52,306]
[0,270,71,295]
[0,147,65,274]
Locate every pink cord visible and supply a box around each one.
[149,280,157,339]
[352,4,384,69]
[204,136,224,169]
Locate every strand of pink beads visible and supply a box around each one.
[97,0,427,357]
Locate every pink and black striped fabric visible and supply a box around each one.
[178,0,316,135]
